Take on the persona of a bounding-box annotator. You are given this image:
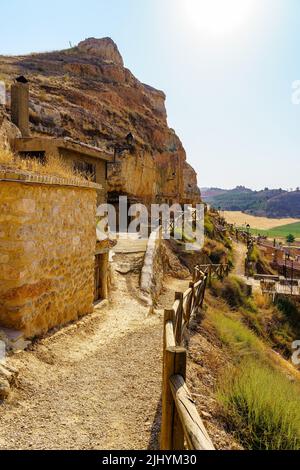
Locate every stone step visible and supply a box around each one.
[113,240,148,254]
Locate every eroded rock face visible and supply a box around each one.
[0,38,201,205]
[0,108,21,149]
[77,37,124,66]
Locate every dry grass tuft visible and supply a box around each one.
[218,359,300,450]
[253,292,271,309]
[0,148,14,166]
[0,148,90,182]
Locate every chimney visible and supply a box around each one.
[11,76,30,137]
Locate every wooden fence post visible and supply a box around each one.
[175,292,184,346]
[187,282,195,323]
[200,275,208,308]
[208,265,212,286]
[172,347,187,450]
[161,346,187,450]
[163,309,175,353]
[161,310,175,451]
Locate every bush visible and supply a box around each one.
[218,360,300,450]
[276,298,300,329]
[204,215,214,237]
[248,245,274,275]
[203,239,228,265]
[209,310,264,359]
[211,276,255,311]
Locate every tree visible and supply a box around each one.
[286,234,295,245]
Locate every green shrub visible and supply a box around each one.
[204,215,214,237]
[209,310,264,359]
[218,360,300,450]
[276,298,300,329]
[248,245,274,275]
[211,276,255,311]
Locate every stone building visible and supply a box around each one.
[0,77,113,338]
[0,170,101,338]
[10,76,112,204]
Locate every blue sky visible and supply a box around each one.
[1,0,300,190]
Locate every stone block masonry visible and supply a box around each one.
[0,170,100,338]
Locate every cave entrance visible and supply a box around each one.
[107,191,141,233]
[94,253,108,304]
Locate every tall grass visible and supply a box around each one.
[218,359,300,450]
[0,148,89,182]
[209,309,264,360]
[211,275,256,311]
[0,148,14,166]
[209,299,300,449]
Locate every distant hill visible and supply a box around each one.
[201,186,300,218]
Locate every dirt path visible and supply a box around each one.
[232,241,247,277]
[0,259,163,450]
[0,253,192,450]
[232,241,261,293]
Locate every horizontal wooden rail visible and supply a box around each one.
[165,320,176,349]
[170,374,215,450]
[183,287,192,300]
[160,263,229,450]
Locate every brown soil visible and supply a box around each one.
[186,308,242,450]
[0,257,163,450]
[0,253,240,451]
[157,277,242,450]
[232,241,247,277]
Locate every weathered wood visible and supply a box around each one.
[184,289,193,325]
[170,374,215,451]
[174,292,184,346]
[161,348,176,450]
[188,282,195,317]
[183,287,192,300]
[193,279,203,289]
[163,310,176,408]
[200,275,208,308]
[161,264,217,451]
[172,349,187,450]
[165,320,176,349]
[161,310,175,451]
[161,347,186,450]
[173,299,181,316]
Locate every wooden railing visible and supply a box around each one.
[160,266,217,451]
[195,263,230,282]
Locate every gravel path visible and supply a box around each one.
[0,267,164,450]
[232,241,247,277]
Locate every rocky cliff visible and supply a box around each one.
[0,37,200,205]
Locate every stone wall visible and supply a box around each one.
[0,169,99,338]
[140,228,167,309]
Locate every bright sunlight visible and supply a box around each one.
[183,0,260,37]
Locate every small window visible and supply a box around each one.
[19,151,46,163]
[74,161,96,182]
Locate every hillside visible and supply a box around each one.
[201,186,300,218]
[0,37,200,206]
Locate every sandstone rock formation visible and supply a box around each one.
[0,108,21,150]
[78,38,124,66]
[0,38,201,205]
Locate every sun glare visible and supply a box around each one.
[183,0,259,37]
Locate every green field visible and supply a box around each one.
[248,222,300,240]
